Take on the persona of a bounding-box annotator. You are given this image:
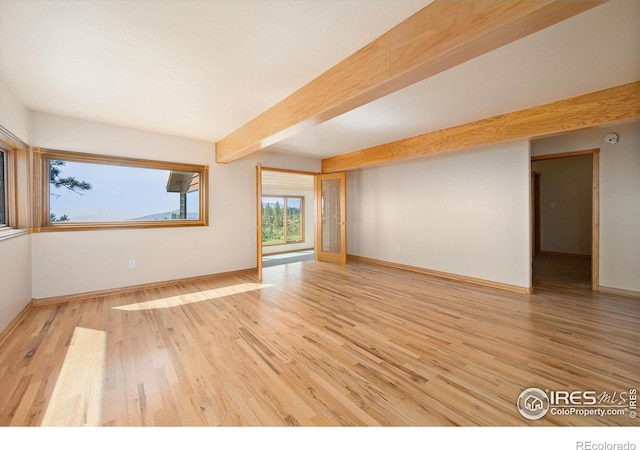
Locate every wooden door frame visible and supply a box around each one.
[531,171,541,256]
[531,149,600,291]
[256,164,263,282]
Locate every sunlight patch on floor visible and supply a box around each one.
[41,327,107,426]
[113,283,273,311]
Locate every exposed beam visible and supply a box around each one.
[321,81,640,173]
[215,0,605,163]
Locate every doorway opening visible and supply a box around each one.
[531,149,599,291]
[260,168,316,269]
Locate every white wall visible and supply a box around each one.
[262,187,315,255]
[0,78,32,333]
[0,79,30,143]
[347,140,532,289]
[0,233,32,332]
[532,155,592,255]
[30,112,320,299]
[532,122,640,292]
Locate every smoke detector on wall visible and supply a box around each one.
[603,133,619,144]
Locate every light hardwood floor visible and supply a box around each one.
[1,260,638,426]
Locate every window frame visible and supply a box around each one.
[0,148,6,228]
[34,147,209,232]
[0,125,30,240]
[261,195,305,246]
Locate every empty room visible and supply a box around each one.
[0,0,638,446]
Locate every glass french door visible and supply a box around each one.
[315,172,347,264]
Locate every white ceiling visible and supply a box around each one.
[0,0,429,142]
[1,0,639,161]
[275,0,640,158]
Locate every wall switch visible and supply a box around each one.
[396,246,401,253]
[128,259,136,269]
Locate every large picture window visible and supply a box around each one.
[35,148,208,231]
[261,196,304,245]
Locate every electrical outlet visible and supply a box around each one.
[128,259,136,269]
[396,246,401,253]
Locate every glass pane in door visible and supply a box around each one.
[321,178,342,253]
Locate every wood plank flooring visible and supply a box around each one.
[0,260,638,426]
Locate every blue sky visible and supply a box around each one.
[50,161,199,222]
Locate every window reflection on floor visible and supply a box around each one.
[41,327,107,426]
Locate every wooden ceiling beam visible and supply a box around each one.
[321,81,640,173]
[215,0,604,163]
